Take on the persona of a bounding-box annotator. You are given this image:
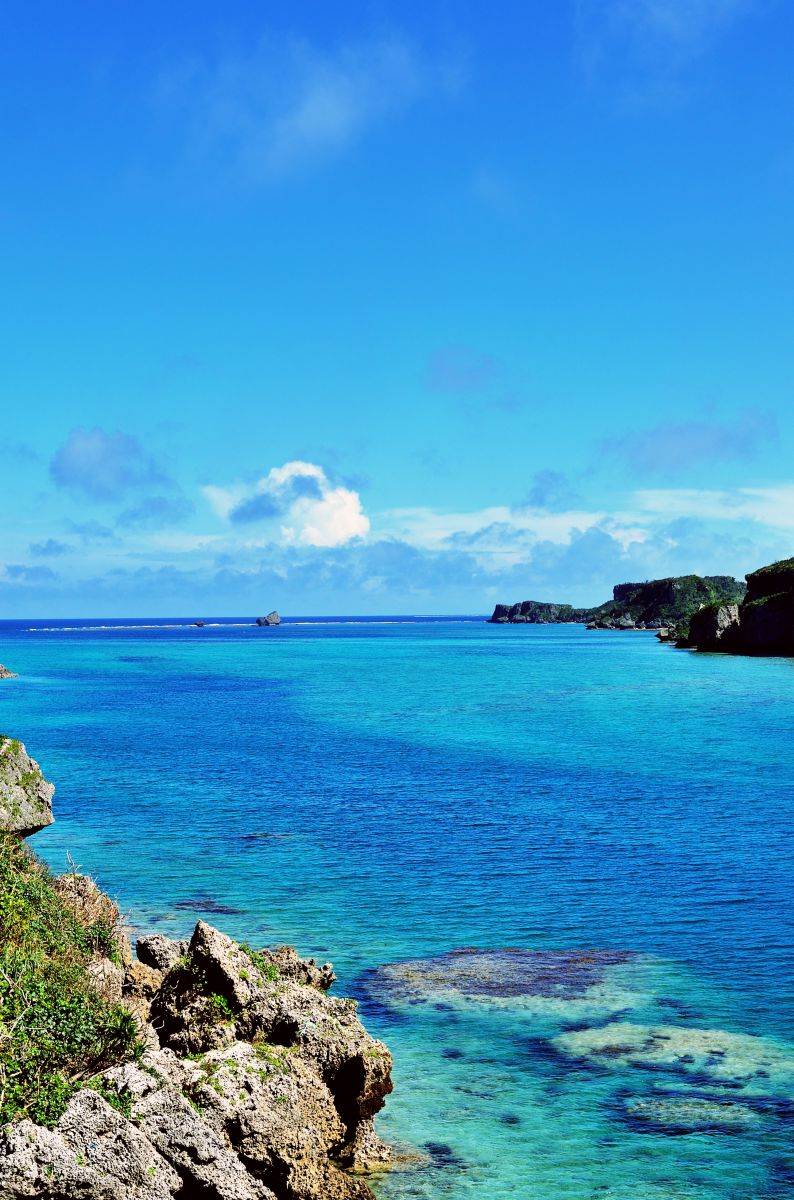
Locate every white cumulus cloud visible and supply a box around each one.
[202,461,369,548]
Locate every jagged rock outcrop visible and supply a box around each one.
[256,612,281,627]
[0,663,17,680]
[0,919,393,1200]
[0,737,54,836]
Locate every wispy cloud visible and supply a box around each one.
[633,483,794,528]
[158,30,454,184]
[116,495,194,529]
[426,345,499,394]
[29,538,73,558]
[50,428,170,502]
[516,470,582,513]
[600,408,777,476]
[575,0,758,101]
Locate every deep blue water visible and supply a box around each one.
[2,617,794,1198]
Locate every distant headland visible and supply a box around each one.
[488,555,794,656]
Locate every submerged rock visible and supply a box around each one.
[369,947,634,1003]
[621,1093,761,1134]
[0,736,55,836]
[554,1021,794,1092]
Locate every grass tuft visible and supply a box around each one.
[0,834,141,1127]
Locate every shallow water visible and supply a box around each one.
[1,618,793,1198]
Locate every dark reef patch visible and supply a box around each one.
[367,947,635,1004]
[173,896,243,915]
[424,1142,468,1170]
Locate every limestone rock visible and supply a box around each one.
[150,921,393,1174]
[0,1088,181,1199]
[123,959,165,1022]
[0,737,54,836]
[0,663,18,680]
[0,909,392,1200]
[268,944,336,991]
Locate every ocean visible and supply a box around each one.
[1,617,793,1199]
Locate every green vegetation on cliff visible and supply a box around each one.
[0,834,139,1126]
[589,575,746,629]
[490,575,746,628]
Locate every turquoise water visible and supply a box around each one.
[2,618,794,1198]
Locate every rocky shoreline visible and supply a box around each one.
[0,743,393,1200]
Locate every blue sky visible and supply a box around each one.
[3,0,794,615]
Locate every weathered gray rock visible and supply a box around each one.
[180,1042,367,1198]
[265,944,335,991]
[136,933,188,974]
[123,959,165,1022]
[256,612,281,626]
[0,1088,181,1199]
[0,737,54,836]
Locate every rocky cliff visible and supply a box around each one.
[488,600,590,624]
[0,736,55,836]
[682,557,794,655]
[0,749,393,1200]
[488,575,746,630]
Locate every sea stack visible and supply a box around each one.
[256,611,281,626]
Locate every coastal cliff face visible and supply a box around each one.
[488,600,589,624]
[0,749,393,1200]
[489,575,746,630]
[683,557,794,655]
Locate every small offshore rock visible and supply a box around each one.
[0,737,55,836]
[0,663,18,680]
[256,611,281,626]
